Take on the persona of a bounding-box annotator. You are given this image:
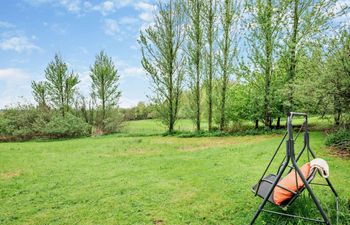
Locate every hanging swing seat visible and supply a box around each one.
[250,112,339,225]
[251,167,317,207]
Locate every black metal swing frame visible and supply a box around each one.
[250,112,339,225]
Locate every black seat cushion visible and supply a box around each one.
[252,174,278,205]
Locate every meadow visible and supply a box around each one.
[0,119,349,225]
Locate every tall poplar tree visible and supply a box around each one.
[285,0,339,111]
[203,0,217,131]
[139,0,186,133]
[187,0,204,131]
[45,54,79,117]
[244,0,287,127]
[90,50,121,130]
[218,0,239,131]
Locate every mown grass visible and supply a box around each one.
[1,129,349,224]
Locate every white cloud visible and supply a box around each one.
[0,21,15,29]
[119,96,140,108]
[0,36,41,53]
[90,1,117,16]
[119,16,139,25]
[77,70,91,96]
[122,66,145,78]
[134,2,155,23]
[134,2,154,12]
[58,0,81,13]
[0,68,33,108]
[139,12,153,22]
[103,19,120,36]
[28,0,136,16]
[26,0,82,13]
[50,23,68,35]
[0,68,30,79]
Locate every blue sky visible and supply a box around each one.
[0,0,156,108]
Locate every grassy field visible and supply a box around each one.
[122,119,209,135]
[1,120,349,224]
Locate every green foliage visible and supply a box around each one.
[0,105,39,140]
[139,0,186,132]
[217,0,240,130]
[325,129,350,151]
[90,50,122,133]
[0,106,91,141]
[90,51,121,111]
[100,110,124,134]
[121,102,157,121]
[44,53,79,116]
[203,0,218,131]
[40,113,91,138]
[186,0,204,131]
[31,81,48,109]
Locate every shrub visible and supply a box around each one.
[0,105,38,140]
[40,113,91,138]
[0,105,92,141]
[325,129,350,151]
[93,109,124,135]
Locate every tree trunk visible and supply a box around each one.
[334,88,341,127]
[220,79,227,131]
[255,120,259,129]
[61,96,65,117]
[207,0,214,132]
[277,116,281,129]
[287,0,299,111]
[207,38,213,132]
[263,0,272,128]
[196,27,201,132]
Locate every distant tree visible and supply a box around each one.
[31,81,48,109]
[139,0,186,133]
[90,50,121,130]
[186,0,204,131]
[322,30,350,126]
[203,0,218,131]
[284,0,340,111]
[244,0,287,127]
[45,53,79,117]
[218,0,239,131]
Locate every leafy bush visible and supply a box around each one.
[0,105,92,141]
[93,109,124,135]
[0,105,39,140]
[39,113,91,138]
[325,129,350,151]
[102,113,124,134]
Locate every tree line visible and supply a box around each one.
[0,51,124,140]
[0,0,349,142]
[140,0,350,133]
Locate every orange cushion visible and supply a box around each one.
[273,163,311,205]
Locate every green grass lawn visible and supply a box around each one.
[1,129,349,224]
[122,119,209,135]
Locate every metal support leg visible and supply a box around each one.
[250,158,289,224]
[293,163,332,225]
[325,178,339,224]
